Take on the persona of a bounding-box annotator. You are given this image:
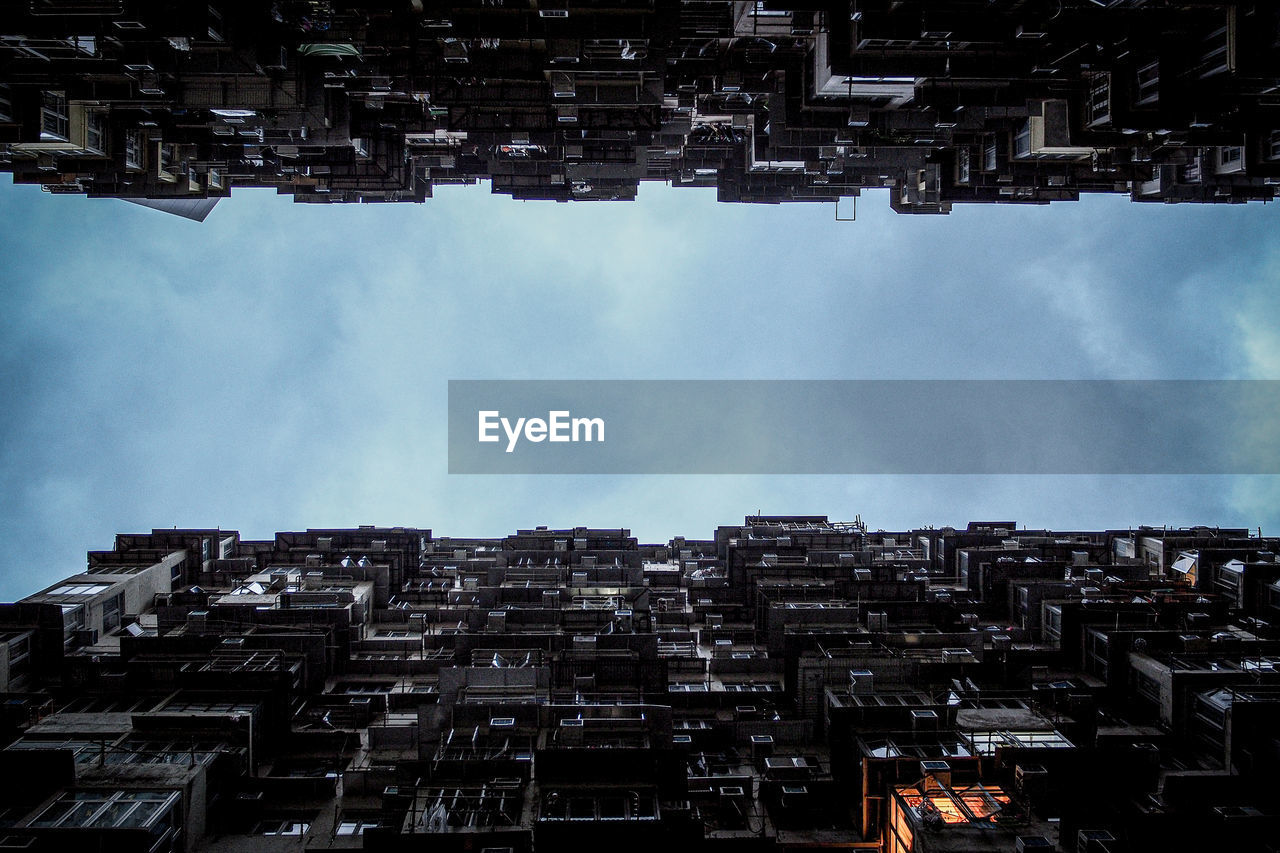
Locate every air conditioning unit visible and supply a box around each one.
[1014,837,1053,853]
[263,44,288,70]
[558,717,583,745]
[718,785,747,805]
[911,709,939,731]
[780,785,809,809]
[750,734,774,762]
[1016,764,1049,799]
[441,40,468,63]
[548,38,580,63]
[920,760,951,790]
[1078,830,1116,852]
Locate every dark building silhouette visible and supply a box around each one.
[1,3,1279,218]
[3,517,1280,852]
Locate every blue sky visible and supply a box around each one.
[1,178,1278,600]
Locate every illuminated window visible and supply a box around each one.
[896,785,1011,825]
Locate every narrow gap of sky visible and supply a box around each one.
[0,178,1278,599]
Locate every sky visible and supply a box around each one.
[1,178,1279,600]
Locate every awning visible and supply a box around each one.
[297,43,361,58]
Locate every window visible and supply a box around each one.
[1197,25,1231,78]
[5,738,102,764]
[158,143,177,179]
[102,592,124,633]
[50,583,110,596]
[1133,671,1161,702]
[125,130,143,170]
[1193,695,1227,729]
[1135,61,1159,106]
[85,110,106,153]
[335,815,379,836]
[669,681,708,692]
[104,739,221,767]
[61,695,162,714]
[983,137,997,171]
[253,818,310,836]
[6,633,31,665]
[62,603,85,629]
[1220,146,1242,165]
[86,565,147,575]
[749,1,788,16]
[0,84,11,123]
[30,790,179,832]
[1013,121,1031,158]
[40,91,69,141]
[1089,73,1111,125]
[161,699,257,714]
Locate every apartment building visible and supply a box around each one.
[1,3,1278,217]
[1,517,1279,851]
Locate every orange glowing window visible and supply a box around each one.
[897,785,1010,825]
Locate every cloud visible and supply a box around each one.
[1,179,1279,599]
